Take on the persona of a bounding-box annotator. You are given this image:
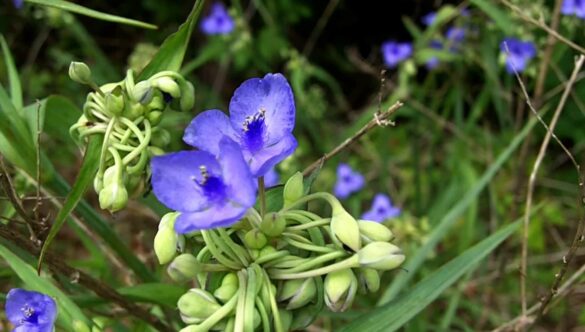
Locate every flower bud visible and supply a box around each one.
[125,173,146,198]
[168,253,200,283]
[148,91,165,111]
[150,128,171,147]
[260,212,286,237]
[68,61,92,85]
[214,273,238,303]
[279,278,317,310]
[358,268,380,293]
[358,242,405,271]
[153,77,181,98]
[177,289,221,324]
[104,87,124,115]
[98,182,128,212]
[146,110,163,126]
[358,220,394,243]
[93,174,104,193]
[132,80,153,103]
[290,306,319,330]
[330,204,361,252]
[154,212,182,264]
[148,146,166,157]
[324,269,358,312]
[243,229,267,249]
[283,172,303,207]
[279,309,293,332]
[179,81,195,111]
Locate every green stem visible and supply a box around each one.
[96,117,117,181]
[270,255,360,280]
[283,234,336,254]
[217,228,250,266]
[261,270,283,332]
[287,218,331,231]
[258,176,266,217]
[201,231,241,270]
[254,250,289,265]
[280,192,339,213]
[255,296,270,332]
[270,250,348,275]
[234,270,248,332]
[244,267,257,332]
[192,295,238,331]
[119,118,151,165]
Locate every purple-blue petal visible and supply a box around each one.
[174,202,250,233]
[229,73,296,142]
[200,2,235,35]
[264,167,280,187]
[243,132,297,177]
[6,289,57,329]
[218,137,257,207]
[151,151,221,212]
[333,163,365,199]
[422,11,437,26]
[381,41,413,68]
[183,109,239,155]
[12,0,23,8]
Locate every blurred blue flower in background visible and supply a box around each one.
[151,138,257,233]
[561,0,585,19]
[12,0,23,8]
[446,27,466,44]
[5,288,57,332]
[381,41,413,68]
[264,167,280,187]
[184,73,297,177]
[361,194,401,222]
[334,163,365,199]
[422,11,437,26]
[426,40,443,70]
[201,2,235,35]
[500,38,537,74]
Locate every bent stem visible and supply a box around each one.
[269,254,359,280]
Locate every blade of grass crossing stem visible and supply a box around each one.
[37,137,101,273]
[0,243,90,330]
[24,0,156,29]
[138,0,205,80]
[0,36,23,110]
[341,221,521,332]
[377,116,537,305]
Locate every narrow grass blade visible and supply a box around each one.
[24,0,157,29]
[0,36,23,110]
[341,221,521,332]
[469,0,514,35]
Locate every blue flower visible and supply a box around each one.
[446,27,466,44]
[361,194,401,222]
[264,167,280,187]
[151,138,257,233]
[184,73,297,177]
[500,38,537,74]
[561,0,585,19]
[200,2,235,35]
[5,288,57,332]
[333,163,365,199]
[426,40,443,70]
[422,11,437,26]
[381,41,413,68]
[12,0,23,8]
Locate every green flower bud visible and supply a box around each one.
[72,320,91,332]
[153,76,181,98]
[260,212,286,237]
[148,90,165,111]
[132,80,153,103]
[279,278,317,310]
[290,306,319,330]
[104,87,124,115]
[93,174,104,193]
[358,220,394,243]
[98,182,128,212]
[148,146,166,157]
[150,128,171,147]
[358,242,405,271]
[279,309,293,332]
[68,61,92,85]
[330,204,361,252]
[125,173,146,198]
[168,253,200,283]
[244,229,267,249]
[214,272,239,303]
[154,212,182,264]
[146,110,163,126]
[324,269,358,312]
[283,172,303,207]
[179,81,195,111]
[123,102,146,120]
[358,268,380,293]
[178,289,221,324]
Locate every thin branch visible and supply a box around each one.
[302,0,340,57]
[0,225,173,332]
[302,101,403,176]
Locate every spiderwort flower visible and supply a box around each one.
[151,138,256,233]
[426,40,443,70]
[361,193,401,222]
[381,41,413,69]
[184,73,297,177]
[12,0,23,8]
[200,2,235,35]
[264,167,280,187]
[500,38,537,74]
[422,11,437,26]
[446,27,466,44]
[5,288,57,332]
[561,0,585,19]
[333,163,364,199]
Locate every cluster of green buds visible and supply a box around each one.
[68,62,195,212]
[155,172,405,331]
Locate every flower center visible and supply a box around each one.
[20,304,38,324]
[195,166,227,204]
[376,207,387,215]
[242,108,267,153]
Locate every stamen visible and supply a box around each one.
[242,108,267,132]
[22,305,35,318]
[198,165,210,185]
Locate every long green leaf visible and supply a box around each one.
[0,242,90,330]
[378,117,537,305]
[341,221,521,332]
[138,0,206,80]
[469,0,514,35]
[0,36,23,110]
[74,283,187,308]
[24,0,157,29]
[37,136,101,273]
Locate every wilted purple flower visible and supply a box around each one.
[334,163,365,199]
[422,11,437,26]
[201,2,235,35]
[381,41,413,68]
[184,73,297,177]
[561,0,585,19]
[361,194,401,222]
[264,167,279,187]
[426,40,443,70]
[5,288,57,332]
[151,138,257,233]
[500,38,537,74]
